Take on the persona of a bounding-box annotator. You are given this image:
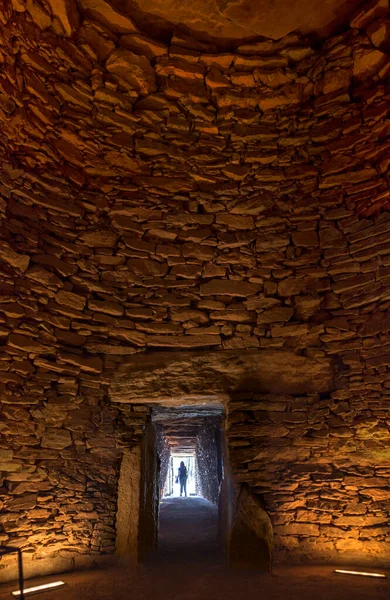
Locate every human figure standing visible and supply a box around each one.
[178,461,188,497]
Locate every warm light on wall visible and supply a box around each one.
[335,569,386,578]
[12,581,65,596]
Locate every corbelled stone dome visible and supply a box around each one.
[0,0,390,584]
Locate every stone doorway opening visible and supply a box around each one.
[154,405,225,563]
[154,405,224,503]
[165,455,197,497]
[112,349,334,572]
[114,399,229,567]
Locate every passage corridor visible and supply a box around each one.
[156,497,221,564]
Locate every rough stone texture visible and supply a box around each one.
[0,0,390,579]
[229,486,273,571]
[116,445,142,560]
[195,419,220,504]
[122,0,365,41]
[110,351,335,403]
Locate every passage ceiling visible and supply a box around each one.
[153,406,223,453]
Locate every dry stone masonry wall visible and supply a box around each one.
[0,0,390,575]
[195,419,220,505]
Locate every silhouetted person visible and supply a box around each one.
[178,461,188,497]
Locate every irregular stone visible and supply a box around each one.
[31,254,78,277]
[79,231,118,248]
[353,47,388,79]
[26,0,51,29]
[120,34,168,60]
[367,18,390,50]
[200,280,260,297]
[171,310,209,324]
[147,335,221,348]
[258,84,303,111]
[350,0,389,30]
[8,334,54,354]
[106,49,156,95]
[235,55,288,70]
[231,193,273,215]
[85,343,138,354]
[89,298,124,316]
[0,241,30,273]
[278,278,307,297]
[200,54,235,68]
[79,0,138,33]
[222,165,251,181]
[255,69,290,89]
[55,290,86,311]
[320,168,377,189]
[26,265,62,287]
[274,523,320,536]
[7,494,37,511]
[216,214,254,229]
[292,231,319,247]
[41,428,72,449]
[271,323,309,337]
[45,0,79,36]
[334,515,388,527]
[293,297,321,320]
[257,308,294,324]
[58,352,103,373]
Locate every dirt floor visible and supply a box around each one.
[0,497,389,600]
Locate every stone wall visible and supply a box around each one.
[155,424,171,497]
[226,391,390,566]
[196,419,220,504]
[0,0,390,578]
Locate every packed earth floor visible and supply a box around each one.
[0,497,389,600]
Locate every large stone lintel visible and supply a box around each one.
[109,349,335,404]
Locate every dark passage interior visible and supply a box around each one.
[151,405,225,562]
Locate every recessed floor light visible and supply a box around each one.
[12,581,65,597]
[335,569,386,578]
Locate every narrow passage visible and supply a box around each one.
[156,497,222,564]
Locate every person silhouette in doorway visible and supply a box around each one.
[178,461,188,497]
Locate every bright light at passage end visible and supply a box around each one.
[335,569,386,578]
[12,581,65,596]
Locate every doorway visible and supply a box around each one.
[153,405,225,563]
[165,455,197,497]
[116,401,273,570]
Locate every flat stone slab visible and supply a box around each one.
[109,349,335,404]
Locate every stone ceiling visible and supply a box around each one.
[109,0,367,43]
[0,0,390,384]
[154,407,223,453]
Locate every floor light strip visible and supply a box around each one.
[335,569,386,578]
[12,581,65,597]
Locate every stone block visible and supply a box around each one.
[228,486,273,571]
[200,280,260,297]
[41,428,72,449]
[292,231,319,247]
[147,334,221,348]
[353,48,388,79]
[0,241,30,273]
[274,523,320,536]
[79,0,138,33]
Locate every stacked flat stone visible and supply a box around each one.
[0,0,389,575]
